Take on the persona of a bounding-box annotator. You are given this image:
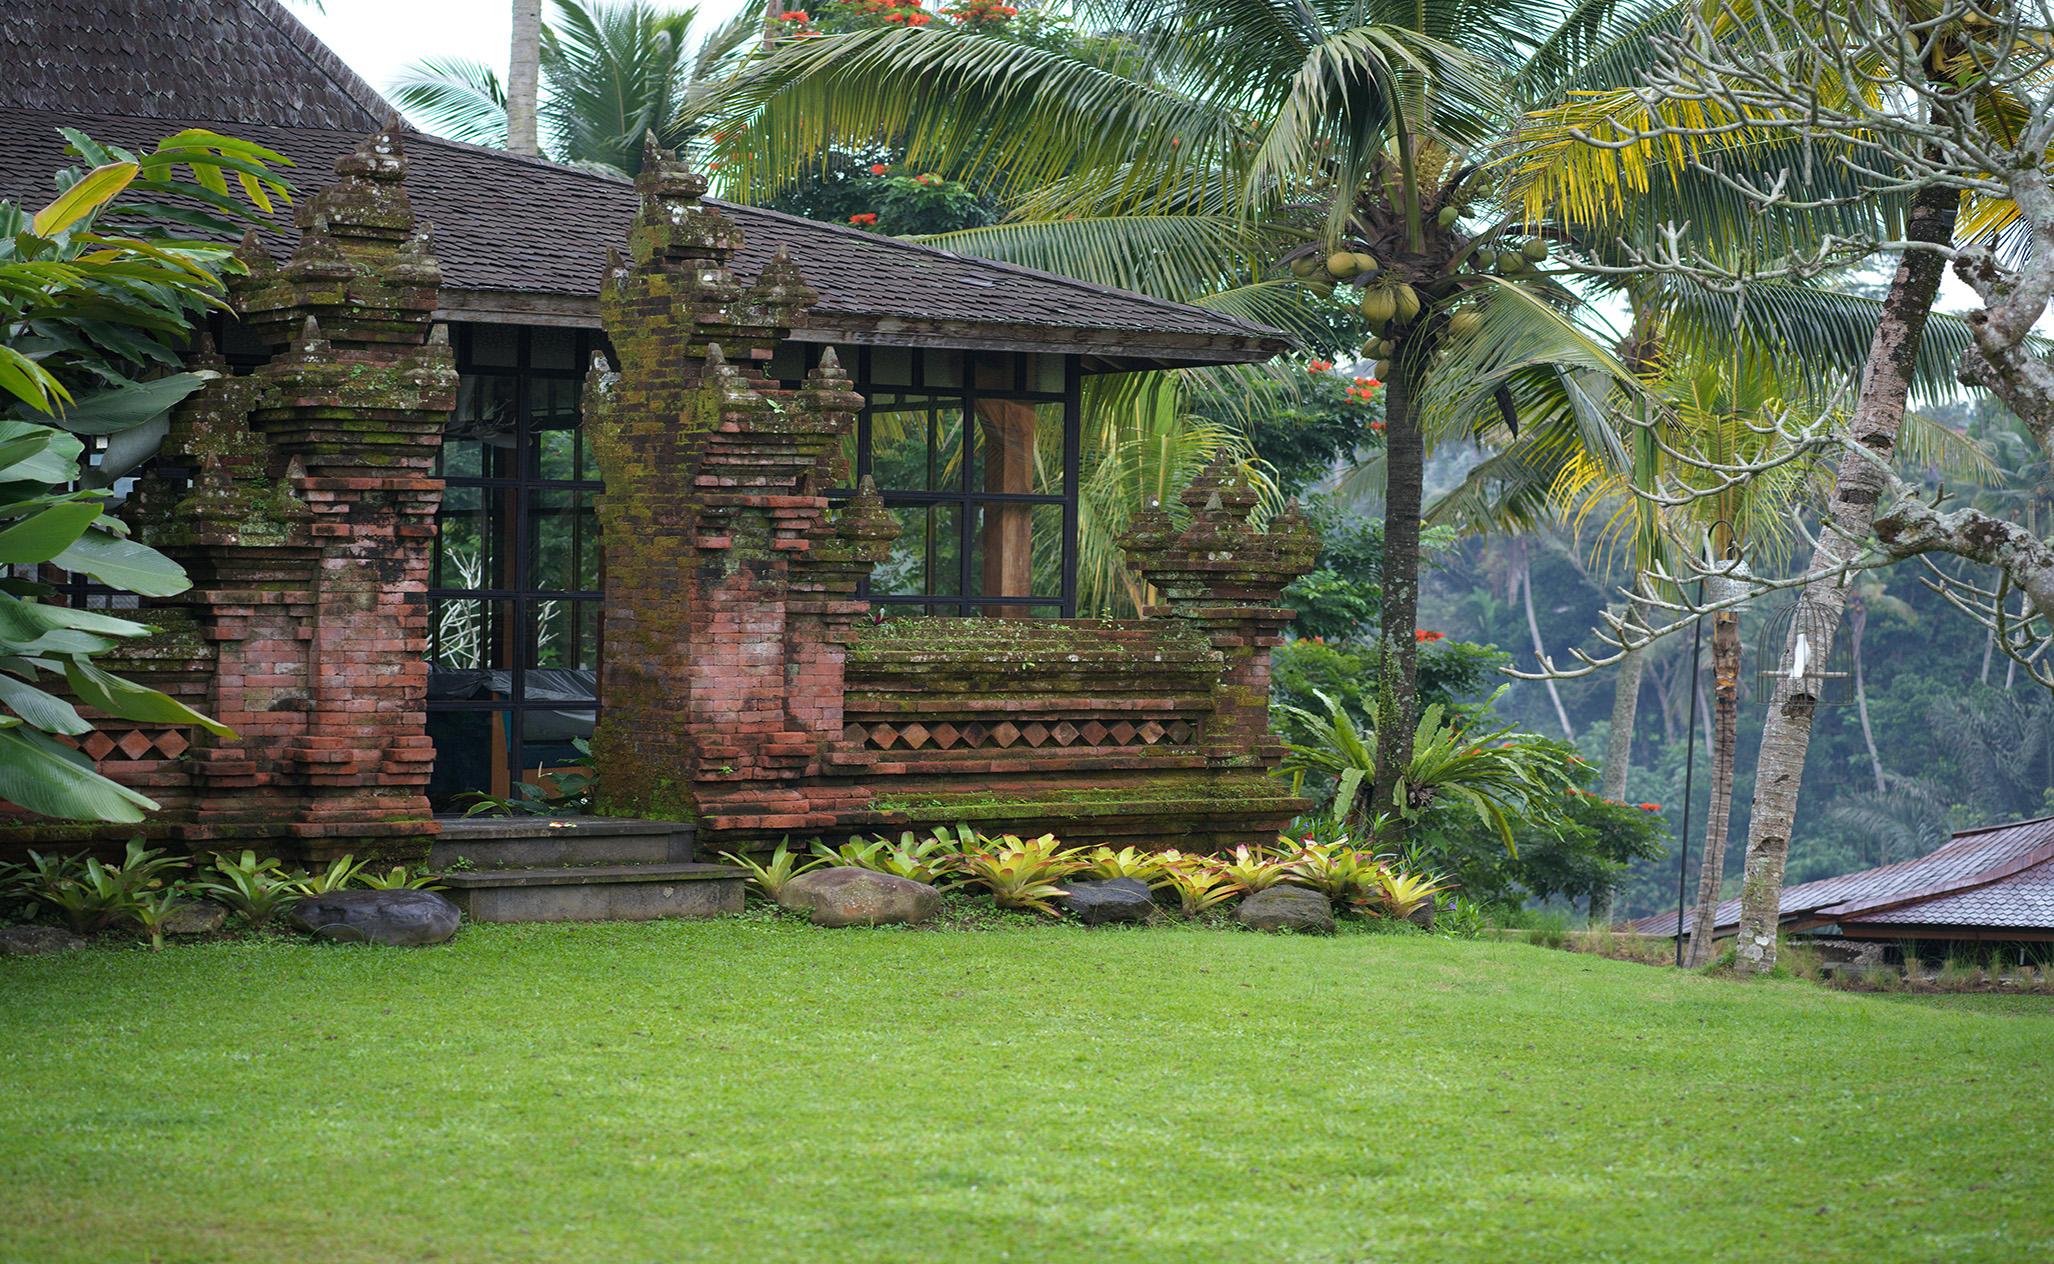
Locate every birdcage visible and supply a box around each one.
[1752,597,1854,705]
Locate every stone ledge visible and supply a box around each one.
[440,862,742,888]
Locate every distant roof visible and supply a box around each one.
[1634,815,2054,939]
[0,1,1287,370]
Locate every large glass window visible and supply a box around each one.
[771,344,1080,616]
[426,324,602,810]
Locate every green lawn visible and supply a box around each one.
[2,917,2049,1263]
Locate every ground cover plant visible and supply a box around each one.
[0,921,2048,1262]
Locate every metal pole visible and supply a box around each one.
[1674,580,1706,968]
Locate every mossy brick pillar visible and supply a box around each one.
[586,140,890,833]
[230,124,456,853]
[1120,456,1319,768]
[128,331,318,841]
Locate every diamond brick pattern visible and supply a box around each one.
[858,715,1201,752]
[116,730,155,759]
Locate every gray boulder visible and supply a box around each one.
[161,899,227,937]
[1056,877,1156,926]
[1237,886,1335,935]
[0,924,84,955]
[290,889,461,946]
[779,867,939,927]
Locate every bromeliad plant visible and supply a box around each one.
[12,838,185,933]
[1080,844,1170,886]
[953,833,1088,916]
[1212,844,1293,892]
[1358,867,1454,921]
[1153,852,1245,917]
[721,838,826,901]
[1274,837,1383,902]
[191,850,302,927]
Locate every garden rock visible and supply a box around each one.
[1055,877,1155,926]
[778,868,939,928]
[1237,886,1335,935]
[0,925,85,955]
[161,899,227,937]
[289,889,461,946]
[1407,900,1436,930]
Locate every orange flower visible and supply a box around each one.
[869,163,889,175]
[1414,628,1444,642]
[1638,803,1663,812]
[848,212,880,226]
[1307,358,1333,372]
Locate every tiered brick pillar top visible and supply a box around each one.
[1120,455,1318,767]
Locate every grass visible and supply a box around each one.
[2,917,2051,1263]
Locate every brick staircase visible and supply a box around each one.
[430,817,744,923]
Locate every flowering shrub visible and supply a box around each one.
[847,211,880,227]
[943,0,1018,23]
[811,0,933,30]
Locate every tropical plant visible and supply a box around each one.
[954,833,1087,915]
[391,0,759,175]
[1080,844,1169,885]
[14,839,185,934]
[1212,843,1292,892]
[1278,689,1577,848]
[1274,836,1384,901]
[0,129,285,821]
[1438,895,1487,939]
[358,865,446,891]
[820,829,966,886]
[129,884,190,951]
[720,838,825,900]
[191,851,302,926]
[290,855,372,896]
[1152,852,1245,917]
[1357,866,1453,921]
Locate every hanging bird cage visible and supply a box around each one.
[1753,597,1854,705]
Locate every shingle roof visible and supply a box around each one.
[1633,816,2054,938]
[0,0,388,131]
[0,1,1287,368]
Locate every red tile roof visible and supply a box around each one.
[1632,816,2054,938]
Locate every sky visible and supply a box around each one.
[298,0,753,107]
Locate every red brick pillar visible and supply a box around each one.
[1120,456,1319,770]
[586,141,894,842]
[225,125,456,857]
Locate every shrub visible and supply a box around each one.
[1529,910,1570,951]
[810,829,966,887]
[290,855,371,896]
[1274,837,1381,901]
[15,840,184,934]
[1213,844,1294,892]
[1357,867,1452,921]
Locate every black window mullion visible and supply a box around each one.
[1061,356,1081,617]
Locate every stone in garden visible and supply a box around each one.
[778,867,939,927]
[1237,886,1335,935]
[1407,900,1436,930]
[1055,877,1156,926]
[161,899,227,936]
[0,925,85,955]
[290,889,462,946]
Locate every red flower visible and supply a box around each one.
[1307,358,1333,372]
[1170,137,1182,148]
[777,8,810,20]
[1414,628,1444,642]
[848,212,880,226]
[1638,802,1663,812]
[869,163,890,175]
[1369,420,1386,431]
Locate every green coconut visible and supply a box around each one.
[1435,206,1460,228]
[1360,287,1397,324]
[1447,310,1482,338]
[1392,284,1421,324]
[1521,238,1549,262]
[1327,251,1363,279]
[1290,256,1319,278]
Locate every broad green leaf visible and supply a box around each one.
[0,421,86,484]
[0,672,89,735]
[31,162,138,237]
[50,528,190,597]
[0,502,104,565]
[16,600,153,640]
[53,373,210,436]
[0,345,70,415]
[64,657,234,737]
[0,724,155,822]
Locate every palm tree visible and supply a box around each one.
[392,0,758,174]
[509,0,544,155]
[715,0,1656,820]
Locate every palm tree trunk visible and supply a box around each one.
[1684,592,1742,966]
[1734,181,1957,973]
[1850,592,1886,794]
[1372,366,1424,824]
[1523,555,1576,741]
[1598,597,1652,801]
[508,0,543,156]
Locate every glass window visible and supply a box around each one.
[428,324,604,811]
[827,345,1078,617]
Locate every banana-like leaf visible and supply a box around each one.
[63,657,235,737]
[0,672,89,735]
[0,723,156,822]
[51,372,209,437]
[49,528,190,598]
[0,501,103,565]
[31,162,139,237]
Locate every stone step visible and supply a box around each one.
[439,862,745,924]
[429,816,695,870]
